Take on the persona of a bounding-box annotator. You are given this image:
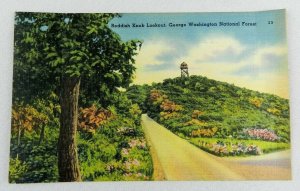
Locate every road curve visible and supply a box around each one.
[141,114,291,180]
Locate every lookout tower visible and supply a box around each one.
[180,62,189,78]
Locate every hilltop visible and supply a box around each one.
[127,75,290,156]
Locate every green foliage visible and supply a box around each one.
[9,98,153,182]
[141,75,289,142]
[11,12,150,183]
[130,75,290,156]
[126,84,151,112]
[9,99,60,183]
[129,104,142,126]
[9,158,28,183]
[10,135,59,183]
[14,12,141,107]
[77,104,152,181]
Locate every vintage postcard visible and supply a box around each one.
[10,9,290,182]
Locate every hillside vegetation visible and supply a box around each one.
[10,93,153,183]
[10,13,152,183]
[127,75,290,156]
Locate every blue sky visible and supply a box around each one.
[109,9,288,98]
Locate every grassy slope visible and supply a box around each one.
[127,75,290,156]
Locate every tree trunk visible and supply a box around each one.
[58,76,81,182]
[39,125,45,145]
[17,122,21,159]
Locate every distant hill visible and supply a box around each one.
[126,75,290,143]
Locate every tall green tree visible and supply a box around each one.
[14,12,141,181]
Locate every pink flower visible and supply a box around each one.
[121,148,129,156]
[132,159,140,166]
[124,161,131,170]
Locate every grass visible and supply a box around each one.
[188,137,290,156]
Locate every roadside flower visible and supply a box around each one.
[199,140,262,156]
[123,159,141,170]
[121,148,129,156]
[128,139,147,149]
[243,128,279,141]
[132,159,140,166]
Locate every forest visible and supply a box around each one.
[127,75,290,156]
[10,13,152,183]
[10,12,290,183]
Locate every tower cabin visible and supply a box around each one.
[180,62,189,78]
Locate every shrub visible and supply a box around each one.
[9,158,28,183]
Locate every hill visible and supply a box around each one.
[127,75,290,156]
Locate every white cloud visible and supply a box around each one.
[134,39,175,66]
[175,36,288,97]
[249,45,287,68]
[233,44,289,98]
[133,39,179,85]
[181,35,246,64]
[133,35,289,98]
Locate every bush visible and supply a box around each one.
[77,105,153,181]
[9,158,28,183]
[10,140,59,183]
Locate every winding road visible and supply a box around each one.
[141,114,291,180]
